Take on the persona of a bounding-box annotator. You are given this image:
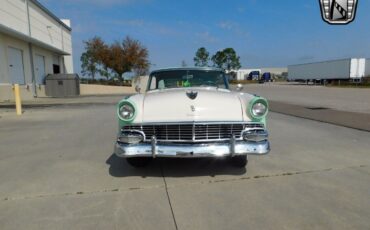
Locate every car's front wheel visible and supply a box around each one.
[126,157,152,168]
[231,155,248,168]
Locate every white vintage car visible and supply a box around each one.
[114,67,270,168]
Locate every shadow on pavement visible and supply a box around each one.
[106,154,246,178]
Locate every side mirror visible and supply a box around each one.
[135,85,141,93]
[236,83,243,91]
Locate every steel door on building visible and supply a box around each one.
[35,55,46,84]
[7,47,25,84]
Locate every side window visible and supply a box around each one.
[158,79,165,89]
[217,74,225,88]
[150,76,157,90]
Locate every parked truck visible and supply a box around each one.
[288,58,366,83]
[261,72,271,83]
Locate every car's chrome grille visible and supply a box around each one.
[122,123,264,142]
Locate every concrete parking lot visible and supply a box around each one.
[0,100,369,229]
[244,83,370,114]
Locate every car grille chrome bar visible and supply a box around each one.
[122,122,264,143]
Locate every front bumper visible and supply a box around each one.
[114,138,270,158]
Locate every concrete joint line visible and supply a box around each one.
[1,185,165,202]
[164,164,369,189]
[160,163,179,230]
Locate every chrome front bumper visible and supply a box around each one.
[114,137,270,158]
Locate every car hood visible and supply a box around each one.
[142,88,244,122]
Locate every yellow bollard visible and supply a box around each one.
[14,84,22,115]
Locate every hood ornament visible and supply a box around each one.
[186,91,198,100]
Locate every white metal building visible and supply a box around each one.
[0,0,73,101]
[260,67,288,76]
[234,69,261,81]
[232,67,287,80]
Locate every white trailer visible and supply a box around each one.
[288,58,366,82]
[235,69,261,80]
[366,58,370,77]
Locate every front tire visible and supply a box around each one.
[231,155,248,168]
[126,157,151,168]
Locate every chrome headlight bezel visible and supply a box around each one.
[248,97,269,120]
[117,100,137,122]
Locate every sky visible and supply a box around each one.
[39,0,370,75]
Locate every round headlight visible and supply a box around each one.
[118,101,136,121]
[248,97,269,120]
[252,102,267,117]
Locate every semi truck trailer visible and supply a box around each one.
[288,58,366,82]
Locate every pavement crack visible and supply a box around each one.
[165,164,368,188]
[160,163,179,230]
[208,165,366,184]
[1,185,164,202]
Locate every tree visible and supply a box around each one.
[80,36,150,81]
[80,52,98,80]
[81,37,108,79]
[122,36,150,77]
[193,47,210,67]
[211,50,226,69]
[222,48,241,71]
[81,37,111,79]
[106,36,150,81]
[211,48,241,71]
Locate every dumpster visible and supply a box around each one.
[45,74,80,97]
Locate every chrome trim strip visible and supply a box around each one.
[141,138,243,143]
[123,121,264,125]
[192,123,195,142]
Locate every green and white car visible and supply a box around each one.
[115,67,270,168]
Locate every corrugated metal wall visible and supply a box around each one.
[45,74,80,97]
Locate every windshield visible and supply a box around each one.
[147,70,228,91]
